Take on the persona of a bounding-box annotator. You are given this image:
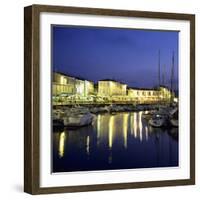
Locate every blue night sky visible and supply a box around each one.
[52,25,178,89]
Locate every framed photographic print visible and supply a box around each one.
[24,4,195,194]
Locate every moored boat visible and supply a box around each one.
[169,107,178,127]
[63,112,94,128]
[142,110,155,120]
[53,109,65,119]
[149,114,168,128]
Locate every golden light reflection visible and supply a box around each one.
[95,111,150,151]
[145,126,148,141]
[138,112,143,141]
[123,114,128,149]
[86,136,90,155]
[133,112,137,138]
[130,115,134,135]
[108,116,114,149]
[97,115,101,139]
[59,132,66,158]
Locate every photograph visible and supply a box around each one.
[24,5,195,194]
[52,25,179,173]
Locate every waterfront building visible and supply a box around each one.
[128,88,159,103]
[52,72,173,105]
[128,86,172,103]
[53,72,94,97]
[76,79,94,96]
[98,79,127,96]
[52,72,76,96]
[159,86,173,101]
[84,80,95,96]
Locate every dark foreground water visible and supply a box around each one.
[53,111,178,172]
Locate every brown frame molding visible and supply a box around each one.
[24,4,195,195]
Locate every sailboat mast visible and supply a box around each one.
[162,64,166,86]
[170,52,175,102]
[158,50,161,87]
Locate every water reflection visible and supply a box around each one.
[109,116,114,149]
[86,136,90,155]
[58,132,66,158]
[123,114,128,148]
[53,111,178,172]
[133,112,137,138]
[145,126,148,141]
[139,112,143,141]
[95,113,131,150]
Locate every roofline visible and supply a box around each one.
[98,79,127,85]
[53,71,94,83]
[128,87,158,91]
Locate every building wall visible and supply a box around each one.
[110,81,126,96]
[75,79,85,96]
[53,72,94,96]
[128,87,171,103]
[52,73,172,103]
[52,73,76,95]
[85,81,95,95]
[75,80,94,96]
[53,84,75,96]
[98,81,127,96]
[53,72,75,85]
[98,81,111,96]
[159,86,172,101]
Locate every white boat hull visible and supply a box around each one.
[63,113,94,127]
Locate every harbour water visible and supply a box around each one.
[53,111,178,172]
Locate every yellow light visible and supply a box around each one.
[174,97,178,103]
[133,112,137,138]
[97,115,101,139]
[130,115,134,135]
[60,76,64,84]
[123,113,128,149]
[59,132,66,158]
[108,116,114,149]
[139,111,143,141]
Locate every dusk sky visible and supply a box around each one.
[52,25,178,89]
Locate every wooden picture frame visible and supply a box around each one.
[24,4,195,194]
